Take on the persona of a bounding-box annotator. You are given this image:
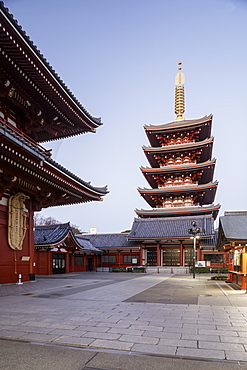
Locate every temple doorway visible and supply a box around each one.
[147,249,157,266]
[52,253,66,274]
[87,257,94,271]
[163,249,180,266]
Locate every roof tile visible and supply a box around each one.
[128,215,214,239]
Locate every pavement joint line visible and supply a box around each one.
[2,274,247,366]
[83,351,100,367]
[1,336,247,366]
[216,282,232,296]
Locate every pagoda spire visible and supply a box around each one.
[174,61,185,121]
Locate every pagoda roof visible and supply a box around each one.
[0,2,102,142]
[128,214,215,241]
[141,159,216,187]
[138,181,218,208]
[144,115,212,132]
[0,119,108,209]
[143,137,213,167]
[136,204,220,220]
[145,115,213,147]
[217,212,247,250]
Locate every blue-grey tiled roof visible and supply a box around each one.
[200,230,218,247]
[76,236,102,253]
[34,223,101,252]
[219,213,247,240]
[35,223,71,245]
[128,215,214,239]
[80,233,139,249]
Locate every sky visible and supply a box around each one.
[3,0,247,233]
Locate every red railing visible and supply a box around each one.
[0,117,51,157]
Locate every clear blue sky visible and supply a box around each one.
[4,0,247,232]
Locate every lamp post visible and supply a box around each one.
[188,221,202,279]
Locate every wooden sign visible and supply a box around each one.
[8,192,29,251]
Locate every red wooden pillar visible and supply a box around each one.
[117,251,121,266]
[226,257,234,283]
[65,252,69,274]
[83,253,87,271]
[96,254,101,268]
[179,241,183,266]
[139,247,143,266]
[242,275,247,290]
[71,253,75,272]
[156,243,161,266]
[48,251,52,275]
[197,245,202,261]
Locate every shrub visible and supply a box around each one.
[189,267,228,274]
[111,267,127,272]
[211,275,228,280]
[132,267,146,273]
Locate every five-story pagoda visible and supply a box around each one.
[128,63,220,268]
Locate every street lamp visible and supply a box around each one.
[188,221,202,279]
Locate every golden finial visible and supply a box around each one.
[174,61,185,121]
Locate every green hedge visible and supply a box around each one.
[211,275,228,280]
[189,267,228,274]
[132,267,146,273]
[111,267,126,272]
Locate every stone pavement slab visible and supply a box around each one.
[0,339,244,370]
[176,347,225,360]
[0,272,247,366]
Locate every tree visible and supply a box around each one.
[34,213,83,234]
[70,224,83,235]
[34,213,60,226]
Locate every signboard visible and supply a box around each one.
[8,192,29,250]
[21,256,30,261]
[196,261,205,267]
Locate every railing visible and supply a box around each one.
[0,117,52,157]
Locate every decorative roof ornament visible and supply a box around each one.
[174,61,185,121]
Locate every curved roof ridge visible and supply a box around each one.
[0,1,101,126]
[34,222,70,230]
[34,222,72,246]
[133,214,213,222]
[0,122,108,196]
[47,155,108,195]
[144,114,213,130]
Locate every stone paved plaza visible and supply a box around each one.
[1,272,247,368]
